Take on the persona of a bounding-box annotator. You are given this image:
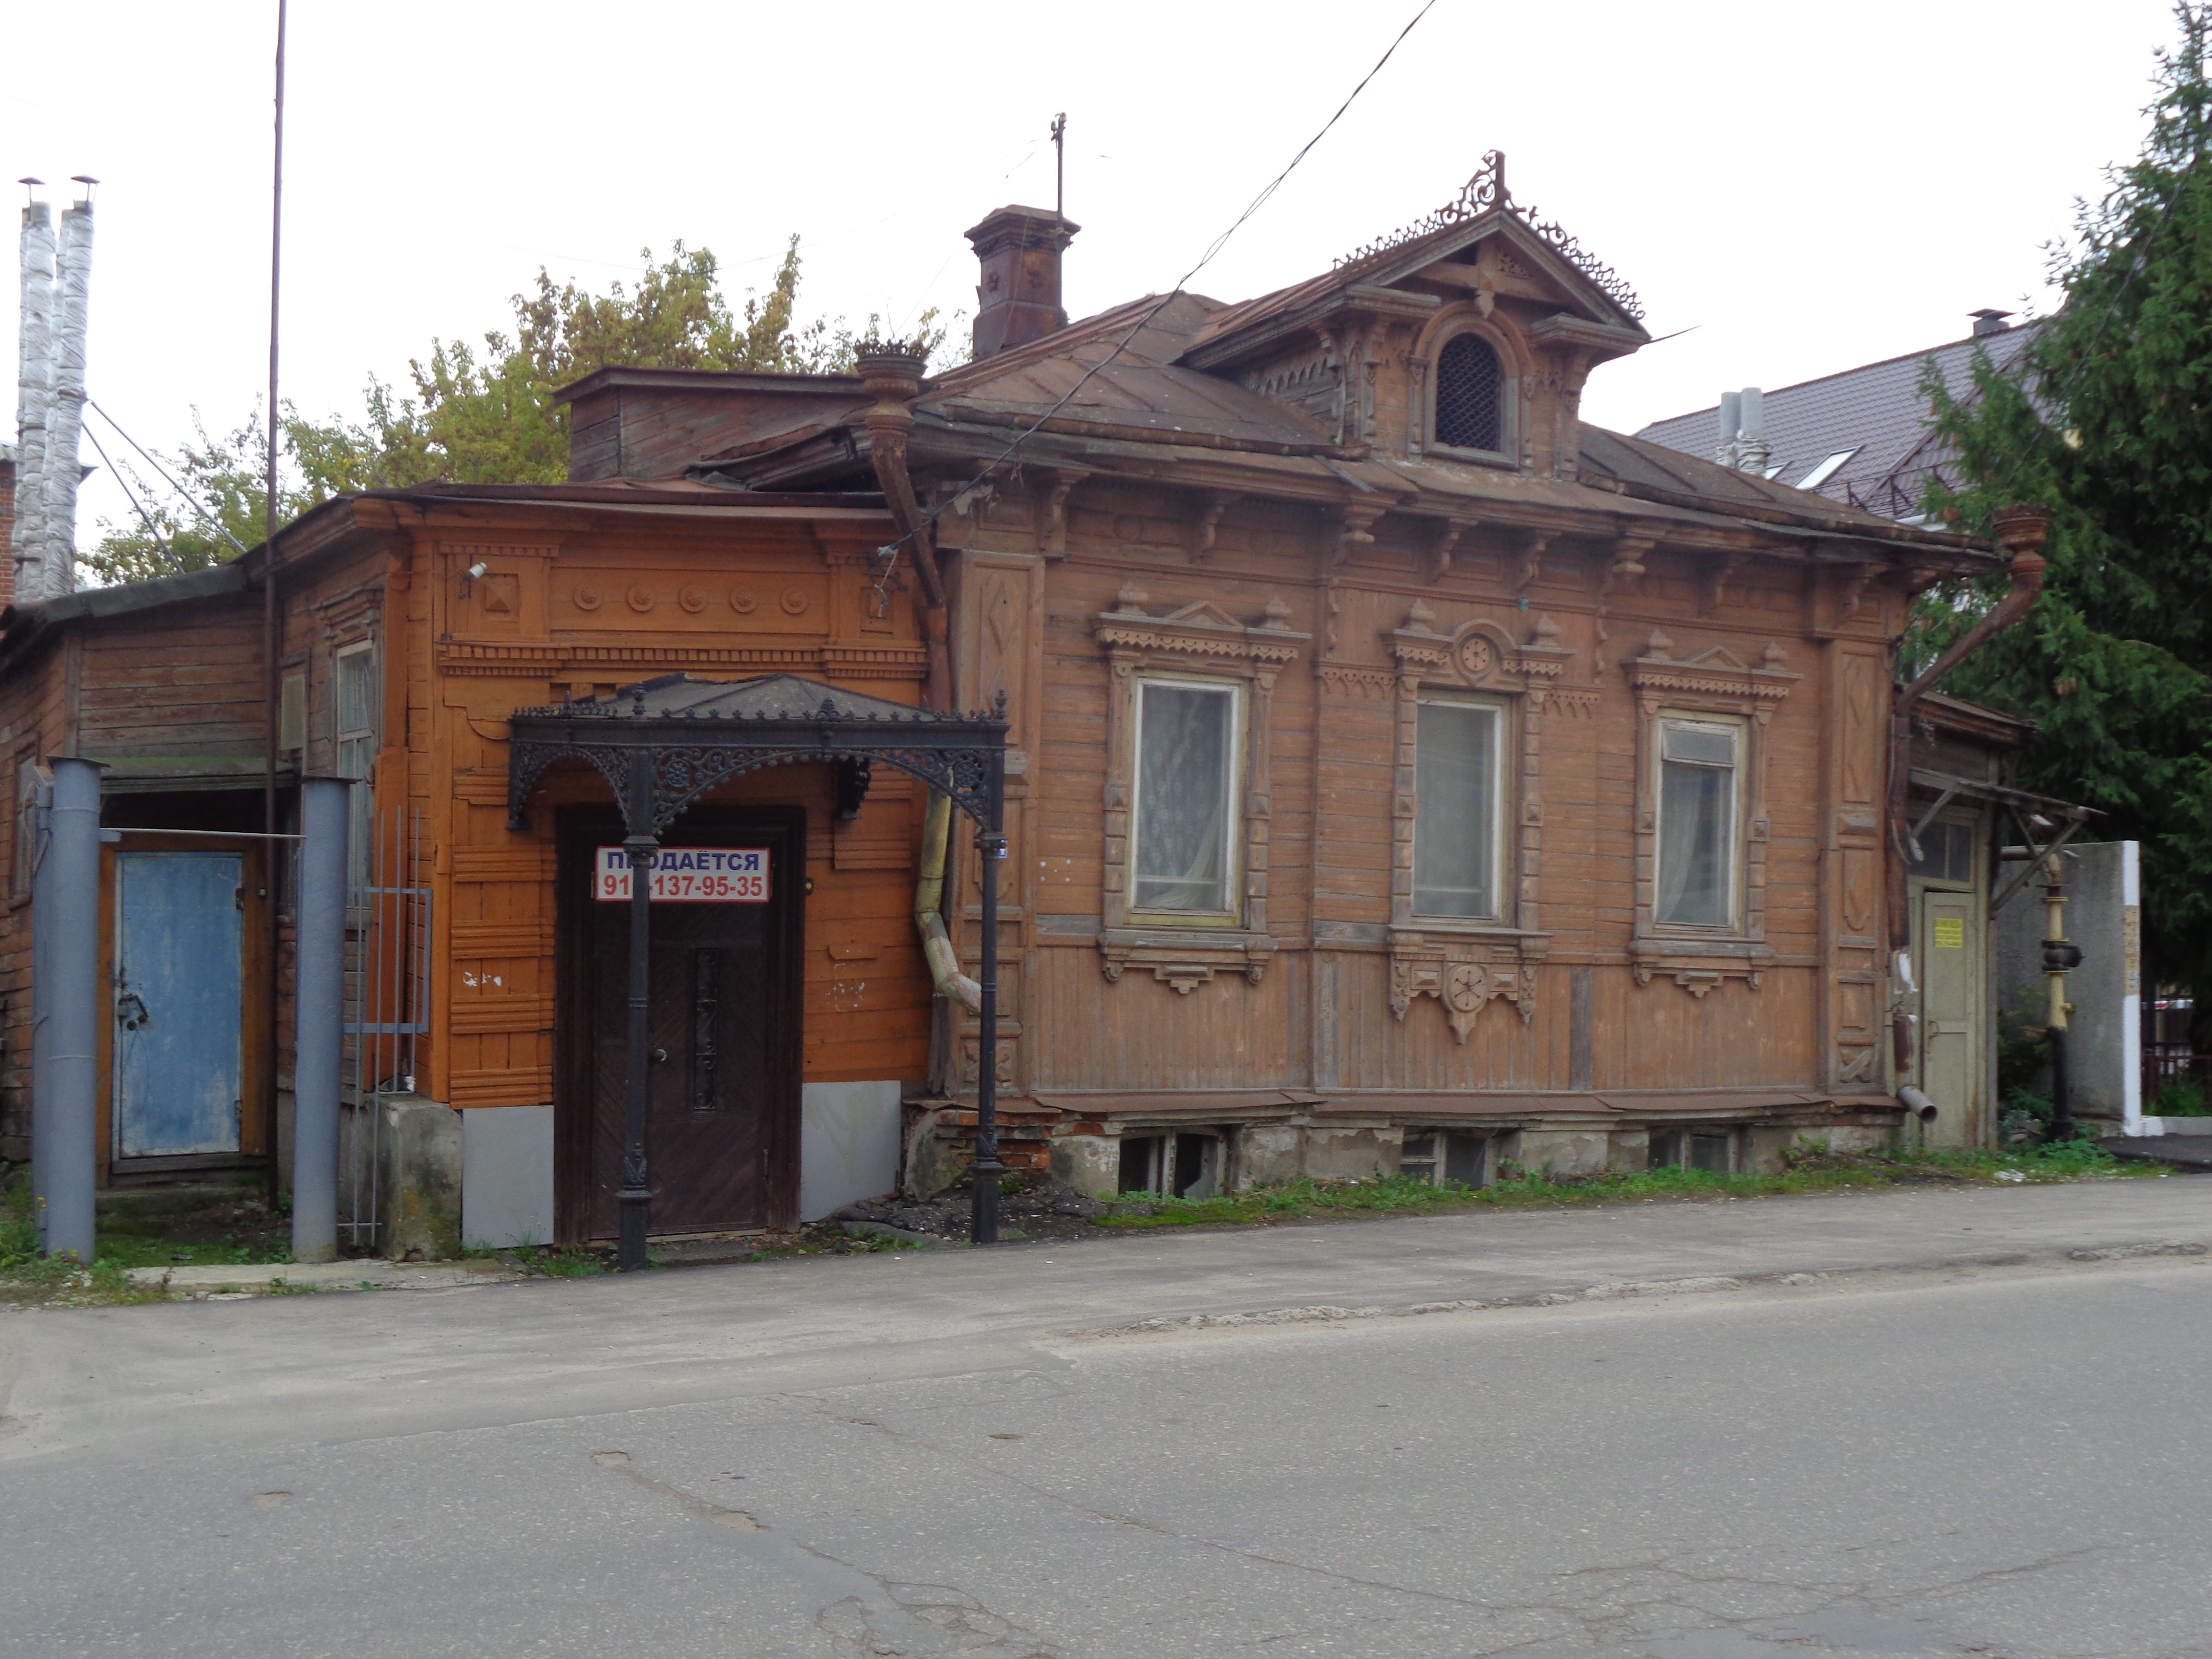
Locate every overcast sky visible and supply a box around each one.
[2,0,2185,554]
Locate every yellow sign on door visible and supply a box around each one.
[1932,916,1965,950]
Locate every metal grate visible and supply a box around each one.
[339,804,432,1249]
[1434,334,1504,452]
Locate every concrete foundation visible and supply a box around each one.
[800,1081,902,1221]
[1234,1123,1304,1189]
[378,1095,462,1261]
[1301,1124,1399,1181]
[1498,1127,1610,1177]
[1050,1131,1121,1200]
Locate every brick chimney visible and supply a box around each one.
[964,205,1078,360]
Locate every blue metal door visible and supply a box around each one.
[113,851,245,1157]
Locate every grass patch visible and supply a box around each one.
[1094,1140,2165,1231]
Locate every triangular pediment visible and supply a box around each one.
[1159,600,1246,630]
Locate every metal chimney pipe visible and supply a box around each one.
[1716,389,1741,467]
[41,194,91,599]
[1735,387,1770,475]
[12,198,55,602]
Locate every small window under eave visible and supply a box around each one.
[1435,334,1505,452]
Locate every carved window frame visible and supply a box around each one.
[1413,307,1523,468]
[1093,593,1307,992]
[1382,605,1572,1042]
[1623,633,1799,996]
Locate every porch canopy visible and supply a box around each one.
[505,672,1010,1262]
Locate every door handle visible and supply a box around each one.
[651,1047,668,1064]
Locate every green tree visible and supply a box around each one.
[88,240,949,580]
[1919,2,2212,1042]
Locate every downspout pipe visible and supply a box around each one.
[915,792,983,1015]
[31,757,100,1261]
[1886,504,2051,956]
[853,344,953,711]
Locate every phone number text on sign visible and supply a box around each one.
[595,847,769,902]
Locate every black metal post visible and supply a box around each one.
[618,752,657,1271]
[971,817,1006,1246]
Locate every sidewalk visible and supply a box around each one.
[4,1176,2208,1468]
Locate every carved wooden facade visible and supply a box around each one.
[664,161,2004,1188]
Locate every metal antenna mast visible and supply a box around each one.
[1051,112,1067,222]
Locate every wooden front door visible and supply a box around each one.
[556,808,802,1242]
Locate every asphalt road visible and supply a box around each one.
[4,1181,2211,1658]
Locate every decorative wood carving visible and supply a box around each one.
[1838,561,1881,622]
[1593,535,1652,651]
[1035,467,1088,559]
[1623,632,1800,995]
[1375,603,1567,1037]
[1697,551,1746,618]
[1423,517,1471,583]
[1514,529,1553,591]
[1091,589,1307,989]
[1328,501,1389,566]
[1190,490,1239,562]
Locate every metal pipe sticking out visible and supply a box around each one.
[1715,389,1741,468]
[1734,387,1769,476]
[292,777,350,1264]
[31,758,101,1261]
[40,188,93,599]
[914,793,983,1014]
[12,191,55,603]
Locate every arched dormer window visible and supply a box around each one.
[1434,333,1506,453]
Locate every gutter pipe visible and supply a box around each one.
[853,344,953,711]
[915,792,983,1015]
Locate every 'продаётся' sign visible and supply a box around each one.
[594,846,769,902]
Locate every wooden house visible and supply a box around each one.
[0,157,2027,1252]
[590,161,2012,1196]
[0,479,942,1249]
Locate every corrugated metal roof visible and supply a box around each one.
[1634,323,2039,518]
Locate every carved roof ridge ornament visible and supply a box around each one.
[1332,151,1646,324]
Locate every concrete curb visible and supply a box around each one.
[1064,1240,2212,1338]
[125,1260,522,1297]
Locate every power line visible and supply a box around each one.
[84,398,252,557]
[78,419,180,573]
[873,0,1438,562]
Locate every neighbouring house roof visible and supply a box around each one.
[1634,322,2039,520]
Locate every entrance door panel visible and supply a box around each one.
[1917,888,1978,1146]
[113,851,245,1157]
[561,811,801,1241]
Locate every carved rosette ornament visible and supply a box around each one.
[1390,951,1536,1044]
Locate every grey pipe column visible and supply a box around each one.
[292,777,349,1263]
[31,757,101,1261]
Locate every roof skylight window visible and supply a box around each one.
[1793,448,1861,491]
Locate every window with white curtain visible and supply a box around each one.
[1131,678,1239,914]
[1655,717,1740,928]
[1413,698,1503,919]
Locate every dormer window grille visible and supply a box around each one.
[1434,334,1505,452]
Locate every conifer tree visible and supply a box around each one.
[1922,2,2212,1048]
